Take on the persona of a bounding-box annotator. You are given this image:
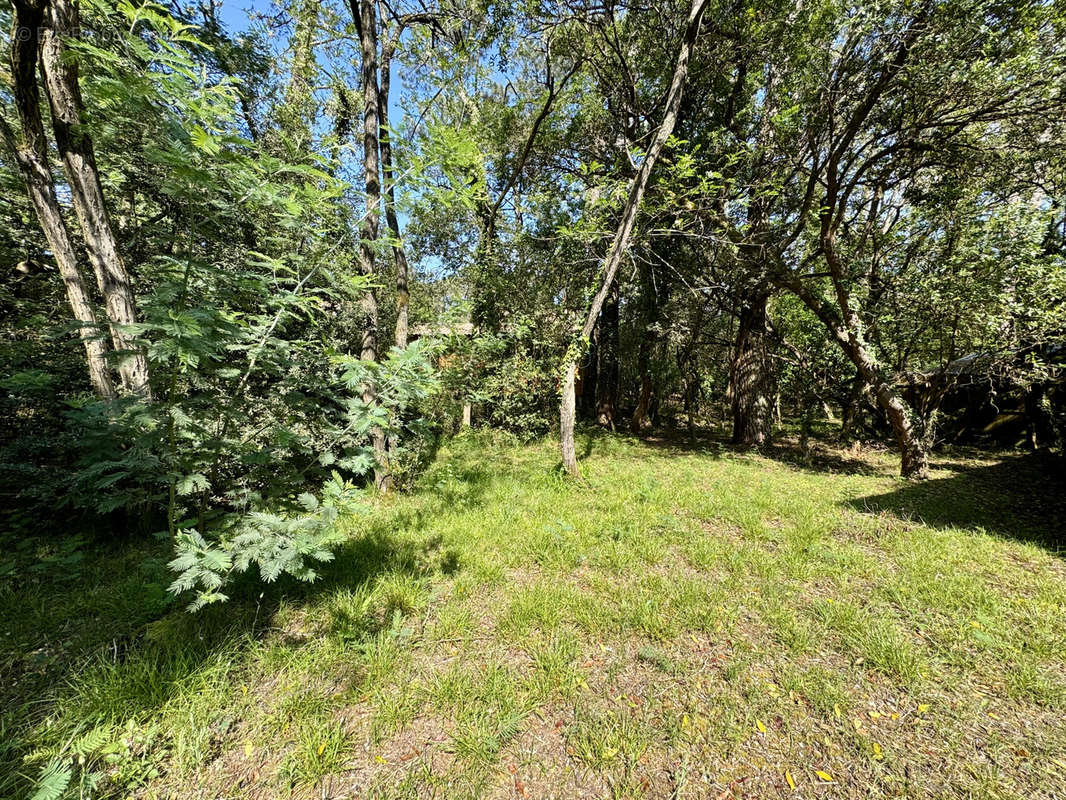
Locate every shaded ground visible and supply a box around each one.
[2,431,1065,799]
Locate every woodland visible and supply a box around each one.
[1,0,1065,797]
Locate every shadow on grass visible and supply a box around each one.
[848,450,1066,551]
[0,474,478,796]
[626,425,883,476]
[765,438,887,476]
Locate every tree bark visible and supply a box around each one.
[1025,383,1057,451]
[350,0,388,489]
[579,321,599,420]
[560,0,708,475]
[379,35,411,349]
[630,264,659,434]
[4,4,114,400]
[839,369,864,442]
[730,292,772,445]
[596,283,620,429]
[38,0,150,398]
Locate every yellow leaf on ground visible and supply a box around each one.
[317,742,326,755]
[785,770,796,790]
[756,720,767,733]
[917,703,930,713]
[815,770,835,783]
[872,742,883,760]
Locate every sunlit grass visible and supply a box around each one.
[2,429,1064,798]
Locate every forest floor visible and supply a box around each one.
[2,429,1066,799]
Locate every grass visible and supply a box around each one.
[1,429,1065,798]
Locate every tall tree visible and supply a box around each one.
[560,0,709,476]
[3,1,113,398]
[349,0,388,488]
[36,0,150,397]
[379,9,444,348]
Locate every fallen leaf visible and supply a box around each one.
[756,720,767,734]
[785,770,796,790]
[815,769,835,783]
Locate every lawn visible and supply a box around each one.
[2,431,1065,799]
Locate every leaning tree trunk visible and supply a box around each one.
[730,291,772,445]
[350,0,389,490]
[780,273,929,479]
[560,0,708,476]
[38,0,150,398]
[4,3,114,399]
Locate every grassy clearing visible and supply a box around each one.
[2,430,1065,798]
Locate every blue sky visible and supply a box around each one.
[216,0,268,33]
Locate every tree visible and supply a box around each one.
[348,0,389,488]
[560,0,709,476]
[3,0,113,398]
[36,0,150,397]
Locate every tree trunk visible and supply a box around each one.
[596,283,620,429]
[379,37,410,350]
[839,370,864,442]
[560,0,708,475]
[730,292,772,445]
[560,361,579,472]
[780,274,929,479]
[1025,383,1057,451]
[277,0,320,155]
[677,301,704,443]
[38,0,150,398]
[4,3,114,400]
[351,0,388,490]
[579,322,599,421]
[630,265,659,434]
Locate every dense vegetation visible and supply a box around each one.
[1,0,1064,796]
